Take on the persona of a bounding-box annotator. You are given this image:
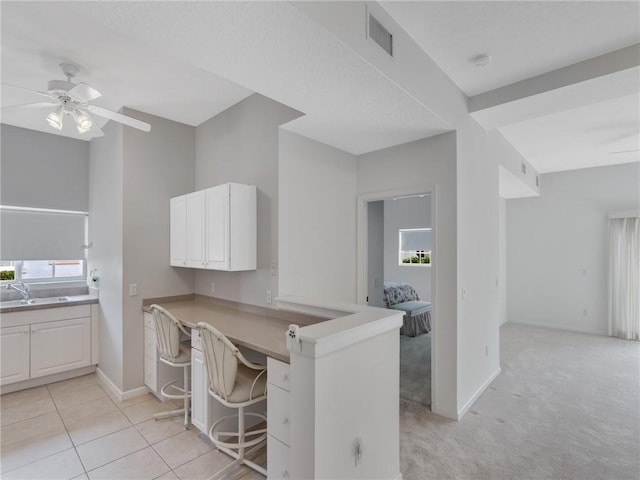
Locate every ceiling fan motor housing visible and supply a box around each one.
[47,79,75,95]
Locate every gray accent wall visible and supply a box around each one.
[121,108,196,391]
[1,124,89,211]
[89,110,196,393]
[194,94,303,307]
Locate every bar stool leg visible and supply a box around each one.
[183,365,190,429]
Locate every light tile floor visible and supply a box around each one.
[0,374,266,479]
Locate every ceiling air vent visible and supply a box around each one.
[368,14,393,56]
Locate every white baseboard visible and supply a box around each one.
[457,367,502,420]
[0,366,96,395]
[96,368,149,402]
[506,321,608,337]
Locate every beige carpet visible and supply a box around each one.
[400,323,640,479]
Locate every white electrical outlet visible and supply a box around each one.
[266,290,272,304]
[210,282,215,294]
[129,284,137,297]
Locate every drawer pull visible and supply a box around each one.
[282,470,289,478]
[282,417,289,425]
[282,373,289,382]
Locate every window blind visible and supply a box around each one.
[1,207,86,261]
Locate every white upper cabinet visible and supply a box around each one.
[170,195,187,266]
[170,183,256,271]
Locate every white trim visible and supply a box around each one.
[507,320,608,337]
[96,367,149,401]
[0,205,88,216]
[457,367,502,420]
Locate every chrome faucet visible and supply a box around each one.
[6,282,30,301]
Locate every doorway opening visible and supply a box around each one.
[360,191,435,408]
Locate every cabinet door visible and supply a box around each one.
[205,184,229,270]
[0,326,30,386]
[30,318,91,378]
[170,195,187,267]
[191,347,207,433]
[186,190,206,268]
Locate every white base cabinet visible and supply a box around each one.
[31,318,91,378]
[0,304,97,388]
[0,326,30,385]
[190,328,235,434]
[267,357,290,479]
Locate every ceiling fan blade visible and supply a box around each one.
[69,83,102,102]
[2,83,55,100]
[87,105,151,132]
[609,149,640,155]
[1,101,58,112]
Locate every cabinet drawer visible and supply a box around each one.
[267,434,290,479]
[144,355,157,391]
[267,357,290,392]
[144,326,157,360]
[2,304,91,328]
[267,383,290,446]
[191,327,202,351]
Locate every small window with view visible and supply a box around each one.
[399,228,432,266]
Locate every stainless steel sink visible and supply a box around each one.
[0,296,74,308]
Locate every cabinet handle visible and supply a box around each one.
[282,417,289,425]
[282,374,289,382]
[282,470,289,478]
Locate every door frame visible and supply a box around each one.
[356,184,439,410]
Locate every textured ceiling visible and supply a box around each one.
[1,1,638,175]
[0,2,253,141]
[381,1,640,96]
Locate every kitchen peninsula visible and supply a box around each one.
[142,294,402,479]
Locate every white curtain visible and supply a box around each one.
[608,216,640,340]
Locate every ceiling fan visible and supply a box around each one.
[1,63,151,135]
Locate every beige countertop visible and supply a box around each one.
[143,295,323,363]
[0,295,98,314]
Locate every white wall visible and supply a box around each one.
[1,124,89,211]
[88,121,124,390]
[279,129,358,303]
[383,196,432,301]
[121,109,196,391]
[358,132,458,419]
[507,162,640,335]
[455,117,501,413]
[195,94,302,307]
[498,197,508,326]
[367,201,384,307]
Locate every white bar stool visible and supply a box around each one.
[149,304,192,428]
[197,321,267,478]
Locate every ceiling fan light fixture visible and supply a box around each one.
[73,109,92,133]
[46,107,63,130]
